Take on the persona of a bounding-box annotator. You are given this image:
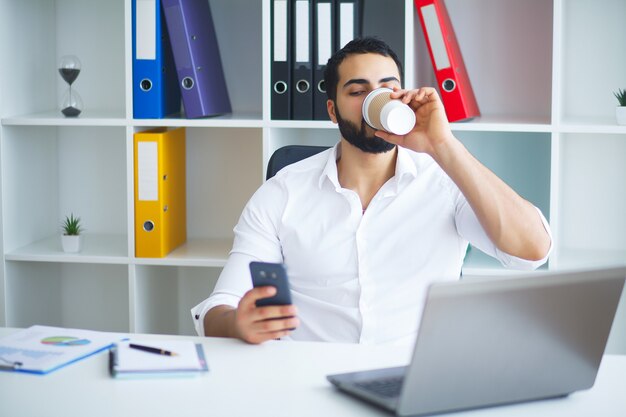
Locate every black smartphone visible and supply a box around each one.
[249,261,293,307]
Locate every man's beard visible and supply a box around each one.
[335,105,396,154]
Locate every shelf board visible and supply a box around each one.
[133,238,232,267]
[269,119,337,129]
[132,112,263,128]
[559,116,626,134]
[1,111,265,128]
[450,115,552,133]
[1,110,127,126]
[5,234,128,264]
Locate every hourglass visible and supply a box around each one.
[58,55,83,117]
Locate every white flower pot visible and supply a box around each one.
[616,107,626,125]
[61,234,82,253]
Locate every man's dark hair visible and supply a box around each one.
[324,37,403,102]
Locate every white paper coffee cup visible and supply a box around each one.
[362,87,416,135]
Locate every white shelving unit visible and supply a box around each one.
[1,0,625,352]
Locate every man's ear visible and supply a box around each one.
[327,99,338,124]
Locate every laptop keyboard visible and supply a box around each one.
[355,376,404,398]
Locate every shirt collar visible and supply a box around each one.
[318,143,419,191]
[319,142,342,189]
[395,146,418,184]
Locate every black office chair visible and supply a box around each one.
[266,145,330,180]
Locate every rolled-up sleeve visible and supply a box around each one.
[191,179,286,336]
[455,193,553,271]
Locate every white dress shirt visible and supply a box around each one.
[192,143,552,345]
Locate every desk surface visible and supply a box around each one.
[1,328,625,417]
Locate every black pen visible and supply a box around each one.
[0,362,22,371]
[0,356,22,371]
[129,343,178,356]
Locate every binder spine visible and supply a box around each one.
[336,0,361,51]
[132,0,180,119]
[291,0,314,120]
[271,0,292,120]
[162,0,232,119]
[134,128,186,258]
[414,0,479,122]
[312,0,334,120]
[135,133,163,257]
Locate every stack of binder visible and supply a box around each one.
[271,0,362,121]
[414,0,479,122]
[134,127,187,258]
[132,0,231,119]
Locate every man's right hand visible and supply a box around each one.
[234,286,299,344]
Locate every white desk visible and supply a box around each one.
[0,328,625,417]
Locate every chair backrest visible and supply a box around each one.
[266,145,330,180]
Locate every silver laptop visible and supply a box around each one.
[327,266,626,416]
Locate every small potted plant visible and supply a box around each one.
[61,213,83,253]
[614,88,626,125]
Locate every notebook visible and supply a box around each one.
[0,325,125,375]
[327,266,626,416]
[109,340,208,378]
